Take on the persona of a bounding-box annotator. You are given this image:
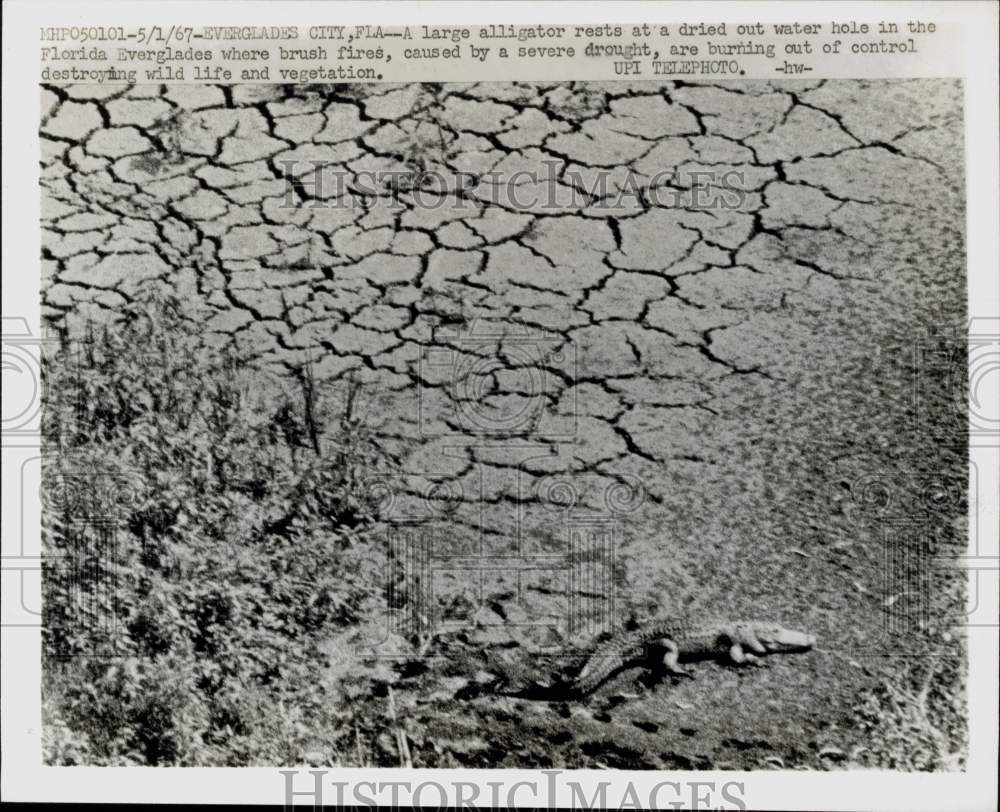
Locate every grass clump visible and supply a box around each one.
[41,290,394,765]
[847,649,966,771]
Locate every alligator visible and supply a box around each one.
[570,620,816,696]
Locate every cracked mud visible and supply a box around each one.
[40,79,967,768]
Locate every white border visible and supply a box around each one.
[3,2,998,809]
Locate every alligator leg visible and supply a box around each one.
[728,644,766,667]
[660,639,693,678]
[744,631,768,656]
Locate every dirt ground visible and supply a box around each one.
[41,78,968,768]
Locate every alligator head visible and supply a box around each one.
[737,622,816,654]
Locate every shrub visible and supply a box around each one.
[42,289,395,765]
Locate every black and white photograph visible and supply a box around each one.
[36,74,971,769]
[3,2,998,809]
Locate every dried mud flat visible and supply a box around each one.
[40,79,967,768]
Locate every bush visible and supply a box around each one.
[41,289,395,765]
[848,649,966,771]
